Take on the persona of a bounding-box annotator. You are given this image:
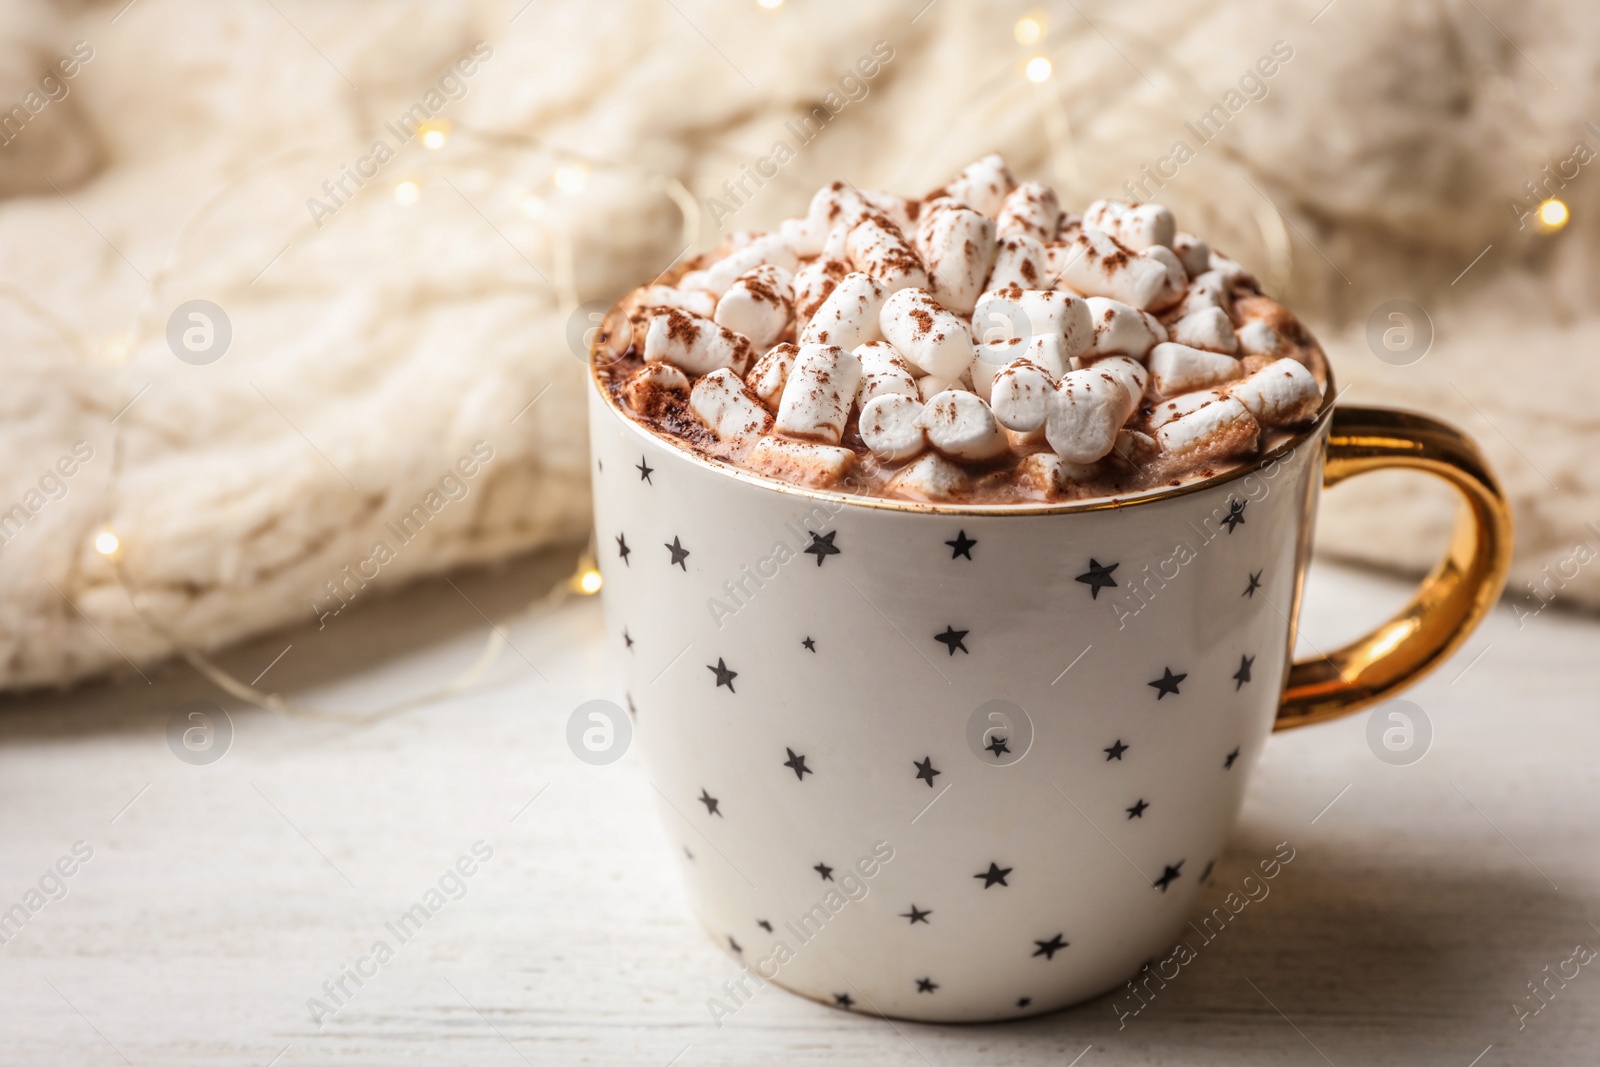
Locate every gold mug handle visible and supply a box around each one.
[1275,406,1515,730]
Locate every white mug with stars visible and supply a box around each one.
[588,375,1511,1023]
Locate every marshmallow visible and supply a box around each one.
[622,361,690,412]
[774,344,862,444]
[1085,296,1167,360]
[793,257,849,329]
[846,215,929,292]
[1081,355,1148,422]
[1154,395,1260,463]
[1083,199,1177,250]
[917,389,1009,461]
[747,342,797,410]
[1110,428,1160,468]
[996,182,1062,243]
[821,223,853,261]
[917,373,969,402]
[988,358,1058,432]
[972,333,1068,400]
[804,181,872,236]
[1227,357,1321,426]
[1014,451,1073,498]
[916,199,998,315]
[680,234,800,296]
[1171,233,1210,278]
[1054,228,1183,310]
[643,308,755,376]
[690,368,773,444]
[1143,244,1189,295]
[859,393,927,461]
[880,288,976,379]
[778,216,825,257]
[936,153,1015,217]
[972,287,1094,358]
[854,341,919,404]
[1145,342,1244,396]
[1171,307,1238,354]
[987,233,1049,291]
[859,188,919,236]
[884,452,971,501]
[633,285,717,319]
[1236,319,1283,357]
[1177,270,1232,318]
[1207,251,1253,285]
[800,271,887,348]
[1045,369,1131,464]
[746,436,856,488]
[714,264,795,349]
[1147,388,1228,430]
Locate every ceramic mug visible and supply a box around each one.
[587,369,1511,1023]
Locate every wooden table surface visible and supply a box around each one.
[2,547,1597,1066]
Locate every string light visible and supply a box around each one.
[101,334,129,366]
[94,529,120,556]
[575,568,603,594]
[394,180,421,205]
[519,193,547,219]
[419,120,450,150]
[757,0,783,8]
[553,163,589,195]
[1025,56,1053,83]
[1014,15,1044,44]
[1538,198,1569,231]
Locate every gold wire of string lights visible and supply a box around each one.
[79,123,698,723]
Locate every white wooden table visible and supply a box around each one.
[3,548,1597,1066]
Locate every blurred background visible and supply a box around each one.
[2,0,1596,691]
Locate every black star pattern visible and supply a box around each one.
[1199,860,1215,883]
[623,628,634,650]
[757,919,773,932]
[802,636,816,652]
[708,658,737,692]
[698,789,721,817]
[616,533,631,566]
[834,993,854,1009]
[985,735,1011,758]
[945,530,977,560]
[636,458,654,483]
[1153,860,1184,892]
[901,904,932,924]
[814,862,834,881]
[1126,798,1149,819]
[1017,997,1032,1008]
[1075,558,1120,599]
[1233,654,1254,690]
[784,747,812,780]
[1221,497,1246,533]
[626,693,636,718]
[803,530,841,566]
[1104,739,1129,761]
[976,862,1012,889]
[597,459,603,473]
[916,977,938,993]
[1148,667,1186,700]
[665,536,690,570]
[914,757,941,787]
[935,626,969,656]
[684,846,693,861]
[1243,569,1262,597]
[728,936,742,953]
[1033,933,1069,960]
[1224,746,1240,770]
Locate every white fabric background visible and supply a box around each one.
[0,0,1594,689]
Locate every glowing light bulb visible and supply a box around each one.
[553,163,589,195]
[757,0,783,8]
[1538,198,1569,230]
[519,193,547,219]
[1025,56,1053,83]
[95,529,120,556]
[1014,16,1043,44]
[576,569,603,595]
[101,334,129,366]
[394,180,421,206]
[419,120,450,150]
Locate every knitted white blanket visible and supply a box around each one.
[1,0,1592,689]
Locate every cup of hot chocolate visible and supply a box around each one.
[587,155,1512,1022]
